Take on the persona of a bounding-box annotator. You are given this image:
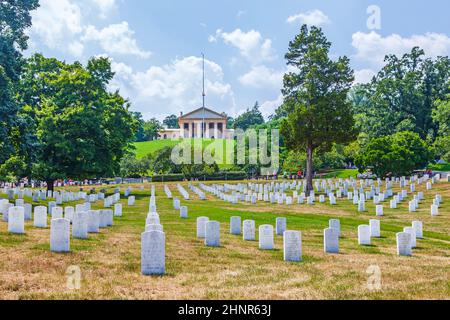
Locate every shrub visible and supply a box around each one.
[355,131,433,177]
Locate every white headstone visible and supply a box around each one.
[205,221,220,247]
[114,203,123,217]
[369,219,381,238]
[408,201,416,212]
[324,228,339,253]
[50,218,70,253]
[99,210,108,228]
[173,198,180,210]
[75,204,85,213]
[283,231,302,262]
[8,206,25,234]
[64,206,74,222]
[230,216,241,235]
[146,213,160,226]
[403,227,417,248]
[87,210,100,233]
[106,209,114,226]
[196,217,209,238]
[141,230,165,275]
[329,219,340,237]
[358,200,365,212]
[259,225,274,250]
[180,206,188,219]
[145,224,163,232]
[396,232,412,256]
[431,205,439,216]
[276,217,287,236]
[72,211,88,239]
[243,220,255,241]
[390,200,397,209]
[34,206,47,228]
[128,196,135,206]
[412,221,423,239]
[358,225,371,245]
[51,207,63,219]
[375,205,383,216]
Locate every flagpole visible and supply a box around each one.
[202,53,206,139]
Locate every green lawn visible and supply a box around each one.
[133,138,233,159]
[133,140,179,158]
[429,163,450,172]
[322,169,359,179]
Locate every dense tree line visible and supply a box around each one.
[0,1,137,189]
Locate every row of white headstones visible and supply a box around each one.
[197,177,443,217]
[0,191,137,253]
[173,176,445,260]
[141,185,166,276]
[171,197,426,262]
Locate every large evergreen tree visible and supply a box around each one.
[280,25,358,192]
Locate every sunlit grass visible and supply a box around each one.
[0,179,448,299]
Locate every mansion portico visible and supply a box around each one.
[158,107,234,140]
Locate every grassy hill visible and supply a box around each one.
[133,138,234,160]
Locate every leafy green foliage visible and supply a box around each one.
[432,87,450,137]
[355,131,433,177]
[0,0,39,167]
[133,112,162,142]
[433,135,450,162]
[119,155,151,178]
[17,54,137,188]
[0,156,26,182]
[233,102,265,130]
[351,48,450,141]
[280,25,357,191]
[163,114,180,129]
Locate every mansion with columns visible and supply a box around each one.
[158,107,234,140]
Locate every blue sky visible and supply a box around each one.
[26,0,450,120]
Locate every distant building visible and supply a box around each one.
[158,107,234,139]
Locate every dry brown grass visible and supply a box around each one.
[0,180,449,300]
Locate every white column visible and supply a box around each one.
[188,122,192,139]
[206,122,210,138]
[222,122,227,139]
[196,121,201,138]
[214,122,218,139]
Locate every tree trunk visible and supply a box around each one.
[46,179,55,192]
[306,145,314,194]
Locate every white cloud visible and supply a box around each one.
[352,31,450,67]
[239,65,284,89]
[68,41,85,57]
[83,22,151,59]
[30,0,83,50]
[110,56,235,119]
[210,29,276,64]
[287,10,330,26]
[90,0,117,18]
[28,0,149,60]
[354,69,376,84]
[260,95,284,119]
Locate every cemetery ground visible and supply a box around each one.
[0,180,449,300]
